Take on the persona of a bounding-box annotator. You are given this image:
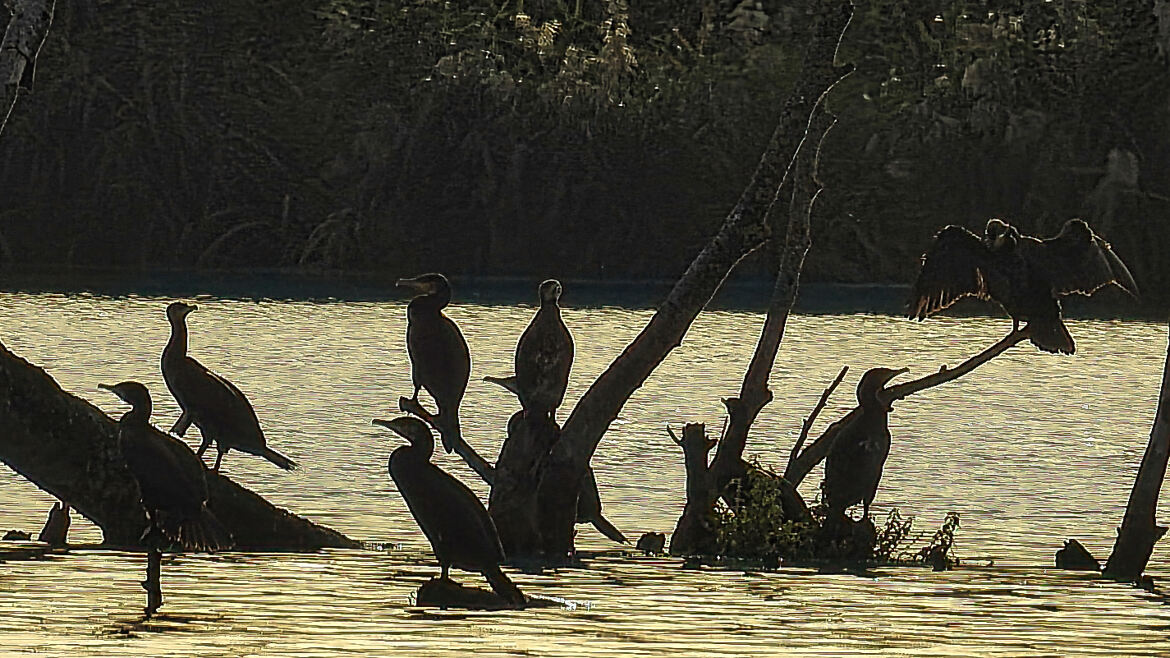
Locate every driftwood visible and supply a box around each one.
[1103,323,1170,581]
[520,0,856,561]
[0,0,54,136]
[0,341,358,550]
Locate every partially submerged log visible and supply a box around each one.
[0,0,54,135]
[1104,323,1170,581]
[0,341,358,550]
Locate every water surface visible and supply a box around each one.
[0,293,1167,655]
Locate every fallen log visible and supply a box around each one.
[0,340,359,550]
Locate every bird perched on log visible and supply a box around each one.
[100,381,228,550]
[375,416,525,606]
[822,367,908,521]
[161,301,297,473]
[908,218,1139,354]
[397,273,470,453]
[485,279,574,419]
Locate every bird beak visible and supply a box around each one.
[396,277,429,294]
[883,367,910,386]
[98,383,124,403]
[372,418,410,442]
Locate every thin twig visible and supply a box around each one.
[787,365,848,473]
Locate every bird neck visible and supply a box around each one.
[121,402,152,426]
[165,315,188,358]
[857,387,888,415]
[540,299,560,313]
[410,290,450,313]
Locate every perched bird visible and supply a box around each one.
[908,218,1139,354]
[375,416,524,606]
[100,381,227,550]
[161,301,296,472]
[485,279,574,419]
[397,273,470,453]
[822,367,908,521]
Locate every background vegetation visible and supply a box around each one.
[1,1,1166,302]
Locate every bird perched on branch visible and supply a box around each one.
[161,302,297,472]
[100,381,228,550]
[375,416,524,606]
[397,273,470,453]
[822,367,908,522]
[908,218,1139,354]
[485,279,574,420]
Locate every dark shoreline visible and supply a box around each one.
[0,267,1151,320]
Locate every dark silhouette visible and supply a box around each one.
[909,218,1139,354]
[37,501,70,546]
[486,279,574,419]
[99,381,226,550]
[397,273,470,454]
[375,416,524,606]
[822,367,908,521]
[161,302,296,472]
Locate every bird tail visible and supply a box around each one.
[1026,320,1075,355]
[175,507,234,552]
[483,565,526,607]
[259,447,298,471]
[590,513,628,545]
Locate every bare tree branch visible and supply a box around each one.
[786,365,848,474]
[0,0,54,136]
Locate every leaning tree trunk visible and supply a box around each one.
[0,0,54,136]
[0,341,358,550]
[1104,323,1170,581]
[518,0,856,560]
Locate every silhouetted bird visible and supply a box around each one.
[397,273,470,453]
[100,381,227,550]
[822,367,908,521]
[485,279,574,419]
[375,416,524,606]
[161,302,296,472]
[909,218,1138,354]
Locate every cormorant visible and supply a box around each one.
[375,416,524,606]
[161,301,297,472]
[100,381,226,550]
[908,218,1139,354]
[488,279,574,418]
[822,367,908,521]
[397,273,470,453]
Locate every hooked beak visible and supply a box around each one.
[98,383,124,404]
[883,367,911,386]
[396,277,430,295]
[372,418,410,443]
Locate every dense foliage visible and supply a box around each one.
[1,1,1166,301]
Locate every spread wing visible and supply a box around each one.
[1032,219,1140,298]
[907,225,993,319]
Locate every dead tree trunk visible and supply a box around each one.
[0,0,54,136]
[668,106,832,555]
[524,0,856,561]
[0,341,359,550]
[1104,323,1170,581]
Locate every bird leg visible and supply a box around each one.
[212,449,226,473]
[170,411,192,437]
[440,565,450,581]
[411,384,421,402]
[195,436,212,459]
[1012,318,1019,333]
[143,549,163,618]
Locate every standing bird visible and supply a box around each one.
[375,416,524,606]
[100,381,227,550]
[908,218,1139,354]
[161,301,297,472]
[485,279,574,419]
[397,273,470,453]
[822,367,909,521]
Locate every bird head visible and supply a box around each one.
[166,301,197,323]
[856,367,909,409]
[984,219,1019,252]
[538,279,563,304]
[1058,218,1094,244]
[396,273,451,297]
[99,381,153,415]
[373,417,435,455]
